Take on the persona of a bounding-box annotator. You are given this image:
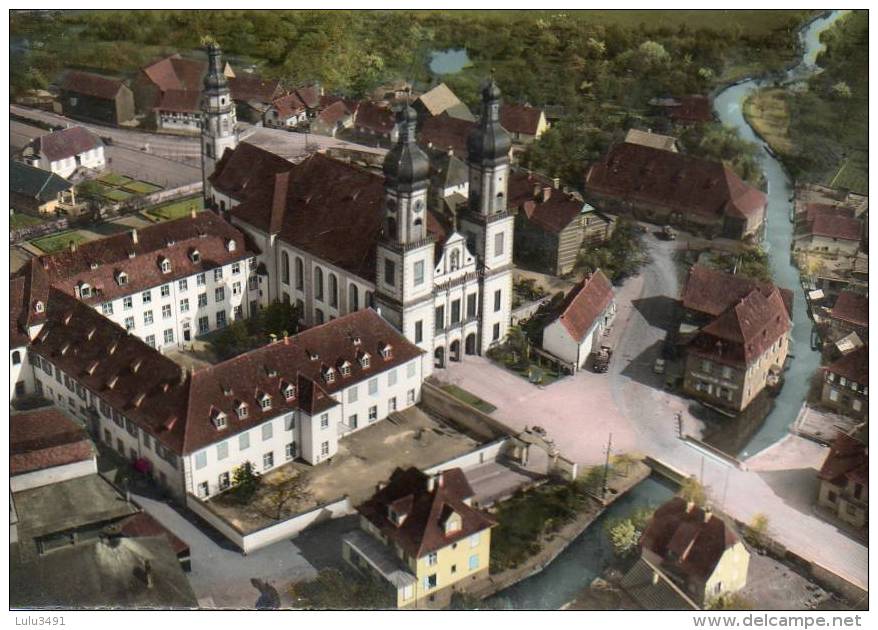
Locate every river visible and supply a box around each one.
[713,10,848,458]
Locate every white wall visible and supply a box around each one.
[11,457,97,492]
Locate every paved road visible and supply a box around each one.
[440,234,868,591]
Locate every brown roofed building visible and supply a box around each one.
[414,83,474,122]
[585,142,766,241]
[829,291,869,341]
[264,91,308,129]
[794,205,863,258]
[624,128,679,153]
[419,112,475,158]
[11,407,97,491]
[668,95,713,124]
[207,141,294,210]
[59,70,135,125]
[310,99,354,138]
[638,497,749,606]
[26,126,106,179]
[820,345,868,420]
[351,100,398,144]
[500,102,548,144]
[817,431,868,529]
[344,467,495,608]
[542,270,616,370]
[681,266,792,412]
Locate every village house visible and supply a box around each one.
[509,170,612,276]
[24,126,106,179]
[349,100,398,144]
[414,83,474,122]
[59,70,136,126]
[310,99,355,138]
[342,467,495,609]
[624,128,679,153]
[585,142,766,241]
[542,270,616,370]
[820,346,868,420]
[10,161,76,216]
[264,92,308,129]
[500,102,548,145]
[419,112,475,158]
[227,72,281,122]
[794,204,863,258]
[817,430,868,529]
[623,497,750,609]
[827,290,869,343]
[680,266,793,412]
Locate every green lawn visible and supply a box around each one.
[101,188,135,202]
[146,196,204,222]
[10,213,46,229]
[829,150,868,194]
[97,172,133,186]
[32,231,88,254]
[441,384,497,414]
[122,180,162,195]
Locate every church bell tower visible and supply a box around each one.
[201,41,238,205]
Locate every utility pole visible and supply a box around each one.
[601,432,613,500]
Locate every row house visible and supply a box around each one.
[19,285,425,501]
[820,346,868,420]
[817,431,868,529]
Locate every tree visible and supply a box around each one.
[638,40,670,66]
[255,472,310,521]
[745,513,770,549]
[830,81,852,99]
[678,475,707,507]
[607,518,640,557]
[76,180,105,208]
[231,461,261,503]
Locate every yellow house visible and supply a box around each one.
[635,497,750,608]
[342,467,495,609]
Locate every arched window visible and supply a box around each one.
[329,273,338,308]
[413,217,424,240]
[450,250,460,271]
[349,284,359,311]
[314,267,324,301]
[495,192,505,212]
[366,291,374,308]
[12,351,21,366]
[385,217,397,239]
[281,251,290,285]
[295,257,304,290]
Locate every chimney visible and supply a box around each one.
[552,177,560,189]
[686,500,695,513]
[437,471,444,488]
[541,187,552,202]
[426,475,436,492]
[131,229,138,245]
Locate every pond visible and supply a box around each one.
[486,475,675,610]
[429,48,471,75]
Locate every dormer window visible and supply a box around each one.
[160,258,172,274]
[211,408,228,430]
[227,239,237,252]
[359,352,371,369]
[257,392,272,411]
[340,361,352,377]
[190,249,201,263]
[282,382,296,401]
[308,350,320,361]
[380,344,392,360]
[116,271,128,286]
[34,300,44,313]
[323,366,336,384]
[443,511,462,535]
[352,336,362,346]
[90,262,99,270]
[388,508,407,527]
[236,402,249,419]
[79,283,92,299]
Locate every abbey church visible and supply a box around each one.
[202,43,515,373]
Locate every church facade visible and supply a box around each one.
[202,45,514,375]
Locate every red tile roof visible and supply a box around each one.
[824,346,868,385]
[586,143,766,222]
[681,265,793,320]
[115,512,190,557]
[11,407,94,475]
[819,433,868,487]
[228,74,280,104]
[35,213,255,305]
[554,270,615,343]
[509,170,583,234]
[419,112,474,157]
[294,84,322,109]
[231,152,386,280]
[60,70,126,100]
[11,257,52,346]
[357,467,496,558]
[806,208,862,241]
[209,141,293,203]
[154,89,201,113]
[831,291,869,328]
[689,286,791,367]
[269,92,307,119]
[641,497,739,583]
[142,55,206,93]
[669,95,713,123]
[354,101,395,135]
[500,102,543,136]
[315,99,351,126]
[35,126,102,162]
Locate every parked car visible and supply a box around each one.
[653,358,666,374]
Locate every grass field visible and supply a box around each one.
[32,231,88,254]
[102,188,135,202]
[743,88,794,155]
[145,196,204,222]
[829,150,868,194]
[10,213,46,230]
[122,180,162,195]
[440,384,497,414]
[97,172,133,186]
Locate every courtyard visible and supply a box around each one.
[204,406,482,533]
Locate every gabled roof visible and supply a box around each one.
[430,149,468,189]
[34,126,102,162]
[624,128,678,152]
[509,170,584,234]
[819,432,868,487]
[231,152,386,280]
[831,291,869,328]
[669,95,713,123]
[11,256,52,344]
[354,100,395,134]
[681,265,793,320]
[419,112,474,157]
[357,467,496,558]
[142,54,206,93]
[269,92,307,119]
[60,70,126,100]
[154,89,201,113]
[10,161,73,202]
[416,83,464,117]
[824,345,868,385]
[228,73,280,103]
[553,270,614,343]
[640,497,740,584]
[314,99,351,127]
[806,208,862,242]
[500,102,544,136]
[209,141,293,202]
[586,143,766,221]
[11,407,94,476]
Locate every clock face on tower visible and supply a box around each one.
[414,200,424,212]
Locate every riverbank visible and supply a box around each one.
[470,462,651,602]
